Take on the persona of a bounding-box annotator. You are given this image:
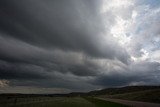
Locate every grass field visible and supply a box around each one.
[84,97,128,107]
[1,86,159,107]
[0,96,129,107]
[101,89,160,103]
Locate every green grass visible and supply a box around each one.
[0,96,130,107]
[84,97,129,107]
[101,89,160,103]
[11,97,96,107]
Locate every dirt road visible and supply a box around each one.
[98,98,160,107]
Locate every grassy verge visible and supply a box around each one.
[1,97,96,107]
[102,89,160,103]
[84,97,129,107]
[0,96,130,107]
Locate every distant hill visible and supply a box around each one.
[104,89,160,103]
[0,86,160,103]
[1,86,160,96]
[89,86,160,103]
[87,86,160,96]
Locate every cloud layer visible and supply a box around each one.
[0,0,160,93]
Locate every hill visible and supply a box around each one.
[102,89,160,103]
[87,86,160,95]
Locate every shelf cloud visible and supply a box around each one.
[0,0,160,93]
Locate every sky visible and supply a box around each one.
[0,0,160,94]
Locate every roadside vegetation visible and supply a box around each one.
[1,86,160,107]
[101,89,160,103]
[0,96,129,107]
[84,97,129,107]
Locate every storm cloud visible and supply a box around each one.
[0,0,160,93]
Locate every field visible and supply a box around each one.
[0,96,129,107]
[87,86,160,104]
[1,86,160,107]
[101,89,160,103]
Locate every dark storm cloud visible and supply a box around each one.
[0,0,129,82]
[0,35,100,77]
[0,0,160,93]
[0,0,129,62]
[93,61,160,87]
[0,60,49,79]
